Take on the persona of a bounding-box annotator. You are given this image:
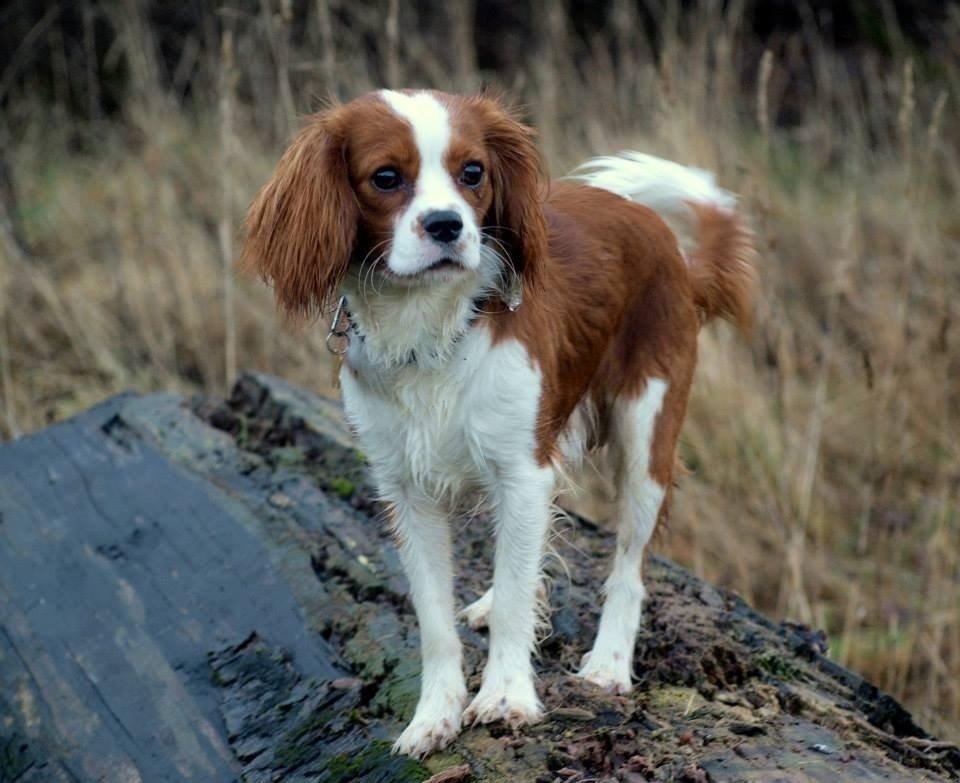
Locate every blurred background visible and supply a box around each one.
[0,0,957,740]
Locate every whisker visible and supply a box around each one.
[480,224,520,236]
[480,230,513,259]
[479,232,520,300]
[481,247,516,284]
[370,252,390,297]
[362,253,386,302]
[356,239,392,303]
[356,241,388,289]
[478,249,522,312]
[357,238,392,277]
[480,231,515,268]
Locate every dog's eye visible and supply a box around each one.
[371,167,402,192]
[459,162,484,188]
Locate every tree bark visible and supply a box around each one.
[0,373,956,782]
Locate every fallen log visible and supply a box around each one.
[0,373,956,782]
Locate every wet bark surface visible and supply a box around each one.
[1,373,957,782]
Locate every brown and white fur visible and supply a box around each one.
[241,89,755,759]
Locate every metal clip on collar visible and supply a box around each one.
[325,296,350,356]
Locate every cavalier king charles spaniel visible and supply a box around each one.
[242,89,755,758]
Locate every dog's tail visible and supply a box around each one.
[567,152,756,331]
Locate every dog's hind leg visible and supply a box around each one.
[575,376,685,693]
[460,587,493,630]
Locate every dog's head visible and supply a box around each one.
[241,90,548,318]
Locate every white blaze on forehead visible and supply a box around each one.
[379,89,452,190]
[377,89,482,277]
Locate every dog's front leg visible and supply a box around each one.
[389,494,467,758]
[464,464,555,727]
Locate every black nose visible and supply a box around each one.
[422,210,463,243]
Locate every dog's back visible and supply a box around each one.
[481,160,755,470]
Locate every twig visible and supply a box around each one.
[0,312,18,439]
[82,0,102,122]
[315,0,338,98]
[260,0,297,140]
[385,0,400,89]
[219,25,238,390]
[424,764,472,783]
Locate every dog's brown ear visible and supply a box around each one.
[240,108,356,319]
[475,96,549,298]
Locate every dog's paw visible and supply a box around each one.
[458,588,493,630]
[463,675,542,728]
[392,690,466,759]
[574,651,633,695]
[392,714,461,759]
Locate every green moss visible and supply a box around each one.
[273,738,314,769]
[647,686,704,714]
[367,654,420,719]
[274,699,344,768]
[424,751,469,774]
[325,741,427,783]
[754,650,804,681]
[271,446,306,466]
[329,477,356,499]
[234,415,250,450]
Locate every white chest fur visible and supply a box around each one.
[340,328,544,507]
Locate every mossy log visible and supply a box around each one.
[0,373,957,782]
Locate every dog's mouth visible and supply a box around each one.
[423,258,464,273]
[381,257,467,284]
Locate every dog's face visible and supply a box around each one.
[241,90,549,316]
[350,91,492,284]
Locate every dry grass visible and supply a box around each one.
[1,1,958,739]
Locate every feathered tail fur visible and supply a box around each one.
[568,152,756,331]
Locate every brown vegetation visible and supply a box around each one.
[1,1,957,740]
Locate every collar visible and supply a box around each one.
[325,294,484,367]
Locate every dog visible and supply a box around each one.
[241,89,755,758]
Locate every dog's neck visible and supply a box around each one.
[340,266,497,371]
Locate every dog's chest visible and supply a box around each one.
[341,329,542,502]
